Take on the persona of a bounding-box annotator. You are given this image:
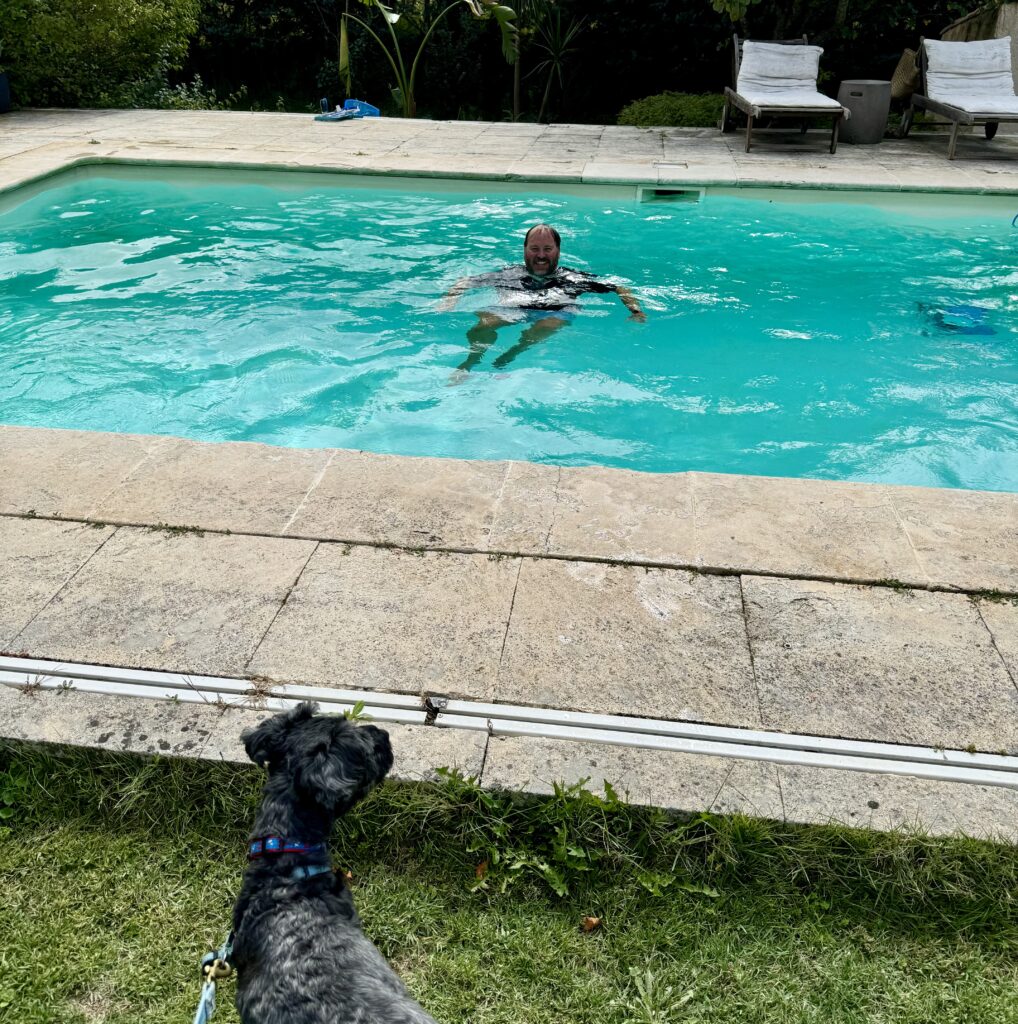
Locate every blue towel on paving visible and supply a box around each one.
[314,109,360,122]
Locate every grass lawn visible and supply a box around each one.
[1,740,1016,1024]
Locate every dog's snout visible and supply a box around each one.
[358,723,388,744]
[362,724,394,772]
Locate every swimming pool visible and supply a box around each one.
[2,163,1016,491]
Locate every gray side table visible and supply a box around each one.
[837,79,892,144]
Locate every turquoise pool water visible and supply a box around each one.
[1,166,1016,490]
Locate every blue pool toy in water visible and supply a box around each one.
[921,301,996,336]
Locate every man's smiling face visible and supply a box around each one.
[523,227,560,277]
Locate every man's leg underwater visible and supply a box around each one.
[448,312,512,384]
[491,315,568,369]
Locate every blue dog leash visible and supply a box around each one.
[192,836,333,1021]
[193,930,234,1024]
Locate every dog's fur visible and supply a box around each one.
[233,702,438,1024]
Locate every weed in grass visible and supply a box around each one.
[0,764,28,821]
[613,964,695,1024]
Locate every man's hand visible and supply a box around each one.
[617,286,645,322]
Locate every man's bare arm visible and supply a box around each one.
[616,285,646,322]
[437,277,473,312]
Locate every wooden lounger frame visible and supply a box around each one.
[901,37,1018,159]
[720,34,846,154]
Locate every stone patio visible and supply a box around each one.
[3,107,1018,192]
[1,110,1016,841]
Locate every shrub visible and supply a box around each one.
[617,91,725,128]
[148,74,248,111]
[0,0,200,108]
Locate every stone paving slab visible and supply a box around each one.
[11,527,317,676]
[742,575,1018,753]
[493,558,759,724]
[0,685,487,781]
[0,518,115,647]
[248,544,520,696]
[693,474,929,585]
[0,425,173,518]
[284,450,510,549]
[92,437,332,535]
[0,684,239,761]
[480,735,784,820]
[977,598,1018,685]
[887,485,1018,593]
[776,764,1018,843]
[489,461,697,564]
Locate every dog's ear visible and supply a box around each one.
[296,721,393,812]
[241,702,318,768]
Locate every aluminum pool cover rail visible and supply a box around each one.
[1,656,1016,789]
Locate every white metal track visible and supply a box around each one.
[1,656,1016,789]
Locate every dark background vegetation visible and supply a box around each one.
[1,0,974,122]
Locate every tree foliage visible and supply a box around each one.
[0,0,977,121]
[0,0,201,107]
[344,0,517,116]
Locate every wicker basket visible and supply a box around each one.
[890,48,920,101]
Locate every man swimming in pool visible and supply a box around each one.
[438,223,645,381]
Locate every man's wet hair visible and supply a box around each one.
[524,224,561,247]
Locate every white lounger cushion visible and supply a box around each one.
[925,36,1018,115]
[736,41,843,109]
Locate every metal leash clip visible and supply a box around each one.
[193,932,234,1024]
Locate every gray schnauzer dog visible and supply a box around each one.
[232,701,438,1024]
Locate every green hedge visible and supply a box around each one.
[617,91,725,128]
[0,0,200,108]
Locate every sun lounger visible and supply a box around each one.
[901,36,1018,159]
[721,35,847,153]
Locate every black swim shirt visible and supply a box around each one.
[461,265,619,311]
